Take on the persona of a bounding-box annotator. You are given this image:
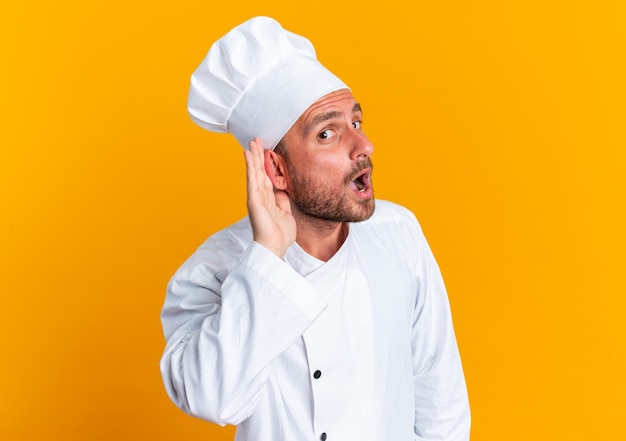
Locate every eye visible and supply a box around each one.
[352,120,362,129]
[318,129,336,140]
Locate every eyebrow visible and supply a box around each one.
[304,102,363,136]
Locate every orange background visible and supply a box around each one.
[1,1,625,440]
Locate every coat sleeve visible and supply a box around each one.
[411,225,471,441]
[160,238,326,425]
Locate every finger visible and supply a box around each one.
[249,138,268,186]
[246,138,266,188]
[250,138,275,195]
[250,138,265,168]
[249,137,265,153]
[244,148,257,192]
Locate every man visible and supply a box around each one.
[160,16,470,441]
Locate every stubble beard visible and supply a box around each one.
[286,158,376,223]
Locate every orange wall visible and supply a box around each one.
[1,1,625,440]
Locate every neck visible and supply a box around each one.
[294,214,349,262]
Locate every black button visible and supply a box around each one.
[320,433,327,441]
[313,370,322,379]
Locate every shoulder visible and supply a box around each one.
[350,200,431,273]
[175,216,253,273]
[364,200,421,230]
[352,199,424,244]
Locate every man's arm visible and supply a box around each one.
[160,139,324,424]
[160,240,325,424]
[412,228,471,440]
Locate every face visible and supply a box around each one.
[278,89,375,223]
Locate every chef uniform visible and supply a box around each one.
[160,16,470,441]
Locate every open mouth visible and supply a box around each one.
[350,169,371,194]
[354,173,367,191]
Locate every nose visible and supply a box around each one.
[349,127,374,160]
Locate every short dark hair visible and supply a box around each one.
[274,139,289,159]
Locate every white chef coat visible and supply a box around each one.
[160,200,470,441]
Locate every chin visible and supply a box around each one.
[353,199,376,222]
[336,198,375,223]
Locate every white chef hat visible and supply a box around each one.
[187,16,349,150]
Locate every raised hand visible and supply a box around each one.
[243,138,296,258]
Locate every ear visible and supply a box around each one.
[264,149,288,190]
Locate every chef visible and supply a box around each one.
[160,16,470,441]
